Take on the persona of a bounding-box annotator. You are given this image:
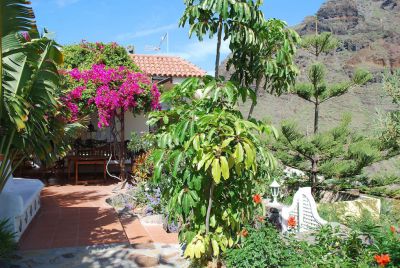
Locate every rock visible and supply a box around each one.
[319,195,381,221]
[160,251,179,260]
[140,214,163,225]
[296,0,360,35]
[316,189,359,203]
[381,0,398,10]
[62,253,75,258]
[129,254,159,267]
[131,243,156,249]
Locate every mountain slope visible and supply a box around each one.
[220,0,400,134]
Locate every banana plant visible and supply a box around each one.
[1,1,65,192]
[148,77,276,261]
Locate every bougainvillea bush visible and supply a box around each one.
[148,77,276,263]
[60,42,160,179]
[62,64,160,127]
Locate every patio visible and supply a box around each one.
[17,184,180,263]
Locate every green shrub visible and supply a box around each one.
[128,132,153,154]
[149,77,276,262]
[62,41,139,71]
[0,220,17,261]
[224,224,374,268]
[224,224,294,268]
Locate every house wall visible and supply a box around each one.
[172,77,186,84]
[123,112,148,139]
[87,112,148,142]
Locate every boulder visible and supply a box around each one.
[319,195,381,221]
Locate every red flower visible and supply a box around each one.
[252,194,262,204]
[374,254,390,267]
[288,216,297,229]
[240,228,248,237]
[390,226,396,234]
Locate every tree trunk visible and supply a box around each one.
[311,157,318,188]
[205,181,215,234]
[247,77,261,119]
[214,16,223,78]
[313,100,319,134]
[119,110,126,181]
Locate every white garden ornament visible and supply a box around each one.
[280,187,327,233]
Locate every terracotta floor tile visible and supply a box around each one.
[19,184,128,251]
[19,184,180,251]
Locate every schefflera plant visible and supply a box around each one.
[148,76,277,262]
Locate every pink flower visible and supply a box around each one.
[62,64,160,127]
[69,86,86,99]
[69,68,82,80]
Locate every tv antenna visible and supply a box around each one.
[145,32,169,53]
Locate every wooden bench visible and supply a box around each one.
[67,146,112,184]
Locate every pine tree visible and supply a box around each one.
[276,29,380,187]
[380,70,400,154]
[295,32,371,134]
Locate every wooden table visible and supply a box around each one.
[67,157,107,184]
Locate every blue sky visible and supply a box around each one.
[32,0,325,74]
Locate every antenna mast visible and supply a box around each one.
[145,32,169,54]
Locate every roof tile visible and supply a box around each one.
[131,54,206,78]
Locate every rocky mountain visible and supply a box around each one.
[220,0,400,134]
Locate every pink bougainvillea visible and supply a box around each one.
[62,64,160,128]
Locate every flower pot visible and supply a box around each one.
[0,154,4,161]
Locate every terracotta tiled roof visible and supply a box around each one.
[131,54,206,78]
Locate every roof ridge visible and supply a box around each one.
[132,54,180,59]
[131,54,206,78]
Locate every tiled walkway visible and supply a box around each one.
[19,184,178,251]
[12,184,187,267]
[19,185,128,250]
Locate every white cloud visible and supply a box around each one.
[55,0,79,7]
[116,24,177,41]
[170,38,230,61]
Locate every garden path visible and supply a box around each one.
[10,184,186,267]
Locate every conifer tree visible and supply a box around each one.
[276,30,379,187]
[380,70,400,154]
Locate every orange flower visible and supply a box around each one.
[374,254,391,267]
[288,216,297,229]
[252,194,262,204]
[390,226,396,234]
[240,228,248,237]
[256,216,265,223]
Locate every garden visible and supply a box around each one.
[1,0,400,267]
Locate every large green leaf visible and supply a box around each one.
[211,158,221,183]
[1,0,37,38]
[220,156,229,180]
